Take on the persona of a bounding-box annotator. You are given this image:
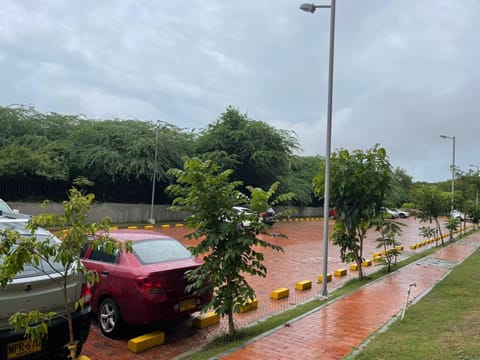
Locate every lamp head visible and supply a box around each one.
[300,3,316,13]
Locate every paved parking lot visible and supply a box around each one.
[81,217,445,360]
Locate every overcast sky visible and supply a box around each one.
[1,0,479,183]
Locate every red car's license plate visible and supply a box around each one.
[179,298,197,312]
[7,338,42,359]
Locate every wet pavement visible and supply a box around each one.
[81,218,477,360]
[221,230,480,359]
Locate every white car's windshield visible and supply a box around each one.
[0,223,64,277]
[0,199,13,213]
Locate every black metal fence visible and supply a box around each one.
[0,177,171,204]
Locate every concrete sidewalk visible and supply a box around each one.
[220,234,480,360]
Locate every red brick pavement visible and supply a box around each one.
[81,218,473,360]
[221,232,480,360]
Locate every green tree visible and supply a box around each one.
[457,170,480,231]
[467,203,480,230]
[0,105,44,145]
[0,105,79,145]
[0,185,129,359]
[419,225,438,244]
[386,167,413,207]
[167,158,293,338]
[444,217,461,236]
[452,169,480,233]
[194,106,300,190]
[0,105,79,181]
[374,218,404,273]
[68,119,192,181]
[313,145,393,279]
[411,185,450,244]
[0,143,69,180]
[278,155,323,206]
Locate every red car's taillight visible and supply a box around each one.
[135,276,167,296]
[80,283,92,306]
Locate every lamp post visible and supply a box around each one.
[300,1,336,298]
[440,135,455,218]
[148,123,159,225]
[469,164,479,206]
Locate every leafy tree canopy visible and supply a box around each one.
[0,143,69,180]
[385,167,413,207]
[277,155,323,206]
[410,184,450,243]
[195,106,300,190]
[67,119,193,182]
[313,144,393,279]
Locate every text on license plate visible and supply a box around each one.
[7,338,42,359]
[179,298,197,312]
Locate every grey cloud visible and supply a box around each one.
[1,0,479,182]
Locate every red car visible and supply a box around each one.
[329,208,337,219]
[81,229,211,337]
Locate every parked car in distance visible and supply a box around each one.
[0,199,31,220]
[392,208,410,218]
[260,207,277,226]
[0,199,18,214]
[451,210,467,221]
[0,218,91,359]
[232,206,276,226]
[329,208,337,220]
[231,206,277,227]
[381,207,401,218]
[232,206,251,215]
[80,229,212,337]
[232,206,256,227]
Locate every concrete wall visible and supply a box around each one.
[9,202,323,224]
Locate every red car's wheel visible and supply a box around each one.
[98,298,122,337]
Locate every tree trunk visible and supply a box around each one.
[357,233,364,279]
[435,218,444,245]
[63,277,77,359]
[355,253,364,279]
[228,309,235,338]
[225,278,236,339]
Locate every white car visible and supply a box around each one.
[0,218,91,358]
[0,199,17,213]
[393,208,410,218]
[231,206,256,227]
[0,199,30,220]
[381,207,401,218]
[451,210,467,221]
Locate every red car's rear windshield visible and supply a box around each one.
[133,238,193,264]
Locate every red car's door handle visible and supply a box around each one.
[101,270,110,276]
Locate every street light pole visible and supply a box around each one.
[300,1,336,298]
[469,164,479,206]
[440,135,455,217]
[148,123,159,225]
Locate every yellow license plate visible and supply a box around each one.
[179,298,197,312]
[7,338,42,359]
